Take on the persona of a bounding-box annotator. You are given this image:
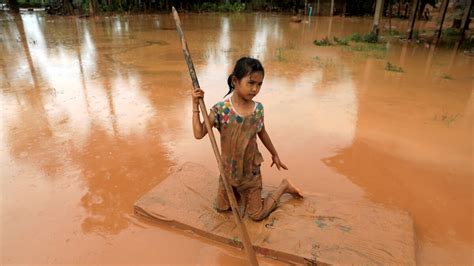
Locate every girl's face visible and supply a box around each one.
[232,71,264,101]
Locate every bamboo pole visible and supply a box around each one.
[171,7,259,266]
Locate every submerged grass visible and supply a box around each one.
[440,73,453,80]
[384,62,404,72]
[313,37,332,46]
[275,48,287,62]
[434,111,460,127]
[342,43,387,59]
[333,36,349,46]
[313,32,387,59]
[312,55,335,68]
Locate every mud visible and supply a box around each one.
[1,12,472,264]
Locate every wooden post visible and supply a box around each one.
[407,0,420,39]
[171,7,259,266]
[372,0,385,35]
[436,0,449,45]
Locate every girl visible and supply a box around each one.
[192,57,303,221]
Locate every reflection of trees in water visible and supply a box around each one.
[5,15,58,176]
[73,129,172,234]
[3,14,181,235]
[73,17,176,234]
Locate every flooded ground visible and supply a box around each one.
[1,12,472,265]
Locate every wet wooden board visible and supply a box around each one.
[134,162,416,265]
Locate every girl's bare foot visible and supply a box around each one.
[283,179,304,199]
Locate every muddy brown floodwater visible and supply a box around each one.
[1,12,472,265]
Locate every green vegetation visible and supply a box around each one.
[275,48,287,62]
[313,37,332,46]
[384,62,404,72]
[412,30,420,40]
[312,56,335,68]
[442,28,461,37]
[347,32,378,43]
[313,32,388,59]
[347,33,362,42]
[17,0,43,8]
[314,32,379,46]
[195,2,246,12]
[333,36,348,46]
[361,31,378,43]
[440,73,453,80]
[434,111,460,127]
[388,29,401,36]
[344,43,387,59]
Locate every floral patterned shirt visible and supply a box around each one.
[211,97,265,186]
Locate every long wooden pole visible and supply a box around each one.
[171,7,259,266]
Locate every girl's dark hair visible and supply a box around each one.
[226,57,264,97]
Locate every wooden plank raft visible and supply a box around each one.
[134,162,416,265]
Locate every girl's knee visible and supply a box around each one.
[214,198,230,212]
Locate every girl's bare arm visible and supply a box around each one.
[192,89,215,139]
[258,126,288,170]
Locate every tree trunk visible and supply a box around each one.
[417,0,428,19]
[404,1,409,17]
[330,0,334,16]
[59,0,74,15]
[460,0,472,31]
[407,0,420,39]
[8,0,19,13]
[372,0,384,35]
[15,17,40,88]
[435,0,449,44]
[397,0,401,16]
[388,0,392,34]
[89,0,97,15]
[342,0,347,16]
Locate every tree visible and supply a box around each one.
[8,0,19,13]
[50,0,74,15]
[372,0,384,35]
[89,0,98,15]
[417,0,436,18]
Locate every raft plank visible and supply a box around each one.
[134,162,416,265]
